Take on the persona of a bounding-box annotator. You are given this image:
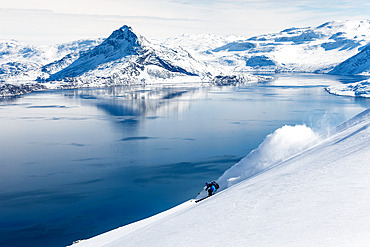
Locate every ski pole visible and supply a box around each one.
[197,189,205,195]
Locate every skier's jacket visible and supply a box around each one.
[205,181,219,192]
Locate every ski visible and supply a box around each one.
[195,196,210,203]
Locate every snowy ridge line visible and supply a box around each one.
[205,19,370,75]
[232,108,369,190]
[330,107,370,134]
[71,108,370,246]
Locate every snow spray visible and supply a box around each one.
[217,125,320,189]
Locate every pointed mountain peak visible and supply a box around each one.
[119,25,132,31]
[105,25,148,47]
[47,25,151,80]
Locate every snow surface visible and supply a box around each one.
[330,44,370,75]
[326,78,370,98]
[0,38,103,82]
[216,125,320,189]
[71,108,370,247]
[161,34,244,53]
[202,20,370,73]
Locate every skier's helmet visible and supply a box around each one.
[205,182,209,186]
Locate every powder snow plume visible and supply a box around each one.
[218,125,320,189]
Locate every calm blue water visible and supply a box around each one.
[0,74,369,246]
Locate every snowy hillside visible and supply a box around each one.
[204,20,370,73]
[71,108,370,247]
[330,44,370,75]
[326,78,370,98]
[0,39,103,82]
[161,34,244,55]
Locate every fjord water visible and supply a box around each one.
[0,74,369,247]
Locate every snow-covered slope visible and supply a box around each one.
[326,78,370,98]
[71,108,370,247]
[205,20,370,73]
[216,124,320,189]
[162,34,244,54]
[329,44,370,75]
[0,39,103,82]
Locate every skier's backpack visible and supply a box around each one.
[211,181,219,190]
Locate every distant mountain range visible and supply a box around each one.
[1,20,370,96]
[194,20,370,74]
[46,25,217,86]
[0,38,104,82]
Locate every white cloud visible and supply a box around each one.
[0,0,369,45]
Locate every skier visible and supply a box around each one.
[204,181,219,197]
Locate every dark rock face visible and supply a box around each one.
[0,83,47,97]
[212,75,240,85]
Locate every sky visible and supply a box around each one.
[0,0,370,45]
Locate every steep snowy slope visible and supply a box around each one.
[72,108,370,247]
[207,20,370,73]
[330,44,370,75]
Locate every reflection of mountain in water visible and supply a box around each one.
[65,84,209,118]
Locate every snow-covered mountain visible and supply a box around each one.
[198,20,370,73]
[329,44,370,75]
[0,26,269,97]
[47,25,210,85]
[45,26,262,88]
[71,108,370,247]
[2,20,370,97]
[0,38,103,82]
[162,33,244,53]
